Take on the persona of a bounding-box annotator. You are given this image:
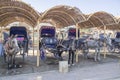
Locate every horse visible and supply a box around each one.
[76,34,104,62]
[86,38,103,61]
[111,38,120,53]
[103,35,114,53]
[78,34,114,61]
[4,35,20,69]
[99,33,114,53]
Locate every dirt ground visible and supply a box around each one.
[0,49,120,77]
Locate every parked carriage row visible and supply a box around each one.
[1,26,120,69]
[39,26,120,63]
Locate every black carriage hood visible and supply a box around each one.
[10,26,27,38]
[40,26,56,37]
[68,28,80,39]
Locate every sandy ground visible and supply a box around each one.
[0,49,120,77]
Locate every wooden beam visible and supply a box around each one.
[37,20,40,67]
[76,23,79,63]
[103,25,107,58]
[33,27,35,56]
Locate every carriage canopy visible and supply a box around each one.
[68,28,79,39]
[40,26,56,37]
[40,26,57,49]
[10,26,27,38]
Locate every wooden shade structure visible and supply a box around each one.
[77,11,119,59]
[0,0,120,66]
[0,0,40,27]
[78,11,117,29]
[41,5,86,28]
[0,0,41,67]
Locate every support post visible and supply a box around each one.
[37,20,40,67]
[76,24,79,63]
[104,25,107,58]
[33,27,35,56]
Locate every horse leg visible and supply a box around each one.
[94,47,101,61]
[58,51,63,61]
[53,51,58,58]
[11,55,14,68]
[83,43,89,59]
[94,48,97,62]
[22,47,25,61]
[20,48,22,55]
[7,55,10,70]
[83,49,88,59]
[8,55,12,69]
[13,53,16,68]
[107,44,114,53]
[3,52,7,63]
[97,48,101,61]
[26,42,29,56]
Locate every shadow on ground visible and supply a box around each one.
[0,51,119,77]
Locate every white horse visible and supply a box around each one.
[4,35,20,69]
[84,38,102,61]
[100,34,115,53]
[105,35,114,52]
[79,33,114,61]
[80,32,104,62]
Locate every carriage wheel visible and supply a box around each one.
[107,45,115,53]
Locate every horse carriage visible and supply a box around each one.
[10,26,28,59]
[111,32,120,52]
[39,26,66,60]
[67,28,80,50]
[4,26,28,69]
[68,28,88,51]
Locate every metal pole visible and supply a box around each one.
[104,25,107,58]
[37,20,40,67]
[76,24,79,63]
[33,27,35,56]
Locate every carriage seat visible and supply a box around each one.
[78,38,86,43]
[42,37,58,49]
[115,38,120,43]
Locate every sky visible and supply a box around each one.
[23,0,120,16]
